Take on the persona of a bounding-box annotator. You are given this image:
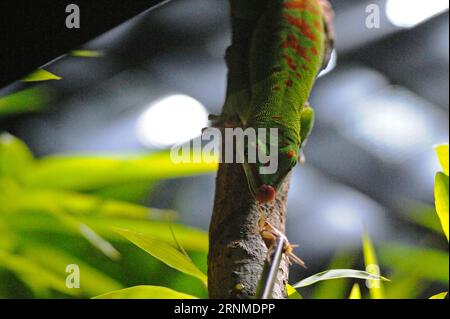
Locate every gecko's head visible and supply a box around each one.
[243,141,299,204]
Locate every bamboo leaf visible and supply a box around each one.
[71,50,104,58]
[362,232,385,299]
[435,172,449,241]
[1,188,175,220]
[292,269,388,288]
[0,133,33,180]
[349,283,362,299]
[435,144,449,176]
[117,229,207,286]
[93,285,198,299]
[0,87,50,116]
[0,187,120,260]
[22,69,61,82]
[5,213,208,252]
[0,249,78,296]
[384,272,425,299]
[312,251,357,299]
[22,244,123,297]
[430,292,448,299]
[378,244,449,284]
[24,152,217,191]
[399,203,444,236]
[286,284,303,299]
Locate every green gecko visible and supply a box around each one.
[211,0,334,203]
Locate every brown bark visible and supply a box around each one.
[207,161,290,299]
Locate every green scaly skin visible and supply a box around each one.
[215,0,333,203]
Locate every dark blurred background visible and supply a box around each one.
[0,0,448,297]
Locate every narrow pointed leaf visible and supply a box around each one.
[71,50,104,58]
[0,87,50,116]
[362,232,385,299]
[435,172,449,241]
[24,152,217,191]
[117,229,207,286]
[293,269,388,288]
[435,144,449,176]
[286,284,303,299]
[349,283,362,299]
[22,69,61,82]
[93,285,198,299]
[430,292,448,299]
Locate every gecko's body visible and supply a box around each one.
[215,0,334,203]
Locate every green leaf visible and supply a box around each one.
[0,249,78,296]
[384,272,425,299]
[292,269,388,288]
[349,283,362,299]
[435,144,449,176]
[0,87,50,116]
[71,50,104,58]
[22,69,61,82]
[24,152,217,191]
[1,188,175,220]
[435,172,449,241]
[22,244,123,297]
[0,133,34,180]
[5,212,208,252]
[362,232,385,299]
[0,187,120,260]
[117,229,207,286]
[378,244,449,284]
[430,292,448,299]
[93,285,198,299]
[399,202,445,236]
[286,284,303,299]
[312,251,357,299]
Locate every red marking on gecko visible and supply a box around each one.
[281,35,311,62]
[310,47,318,56]
[283,14,317,42]
[283,1,320,15]
[285,79,294,87]
[287,150,296,159]
[314,20,321,30]
[282,53,297,70]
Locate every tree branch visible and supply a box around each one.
[208,161,290,299]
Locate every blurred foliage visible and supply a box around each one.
[0,87,51,117]
[434,144,449,241]
[0,135,448,299]
[349,283,361,299]
[22,69,62,82]
[362,231,385,299]
[0,133,215,298]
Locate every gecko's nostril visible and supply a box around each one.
[256,185,276,203]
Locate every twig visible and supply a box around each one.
[255,236,286,299]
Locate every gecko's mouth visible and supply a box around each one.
[256,184,276,203]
